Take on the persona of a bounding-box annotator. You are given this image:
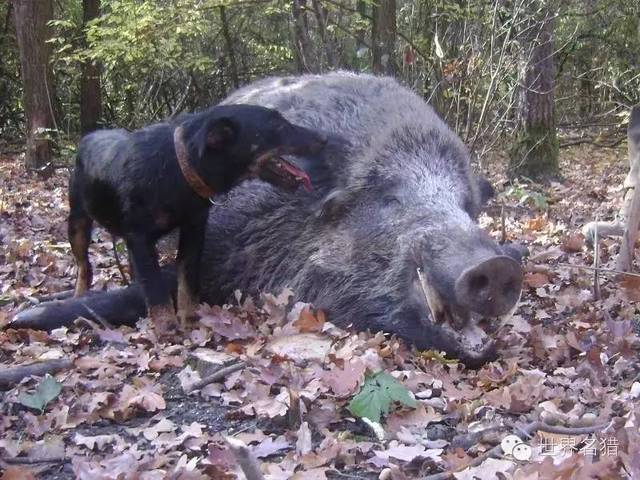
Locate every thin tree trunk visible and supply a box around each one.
[291,0,314,73]
[220,6,240,89]
[80,0,102,134]
[13,0,55,176]
[311,0,336,68]
[371,0,396,75]
[3,1,12,37]
[356,0,366,51]
[509,3,558,179]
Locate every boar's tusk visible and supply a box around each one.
[416,268,445,324]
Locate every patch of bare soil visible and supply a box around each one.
[1,143,639,479]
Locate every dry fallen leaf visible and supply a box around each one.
[2,148,640,479]
[524,272,549,288]
[322,357,366,397]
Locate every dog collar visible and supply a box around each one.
[173,126,216,200]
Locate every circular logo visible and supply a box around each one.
[512,443,533,461]
[500,435,522,455]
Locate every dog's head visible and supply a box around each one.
[181,105,326,193]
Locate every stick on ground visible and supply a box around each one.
[184,361,246,394]
[1,456,65,465]
[0,358,73,390]
[421,419,613,480]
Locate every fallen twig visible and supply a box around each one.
[421,420,612,480]
[559,136,626,149]
[515,420,612,436]
[225,436,264,480]
[29,289,74,304]
[450,426,506,450]
[556,262,640,279]
[0,359,73,390]
[185,361,246,393]
[1,456,66,465]
[524,264,552,274]
[593,219,601,300]
[500,205,506,244]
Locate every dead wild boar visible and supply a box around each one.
[11,72,524,367]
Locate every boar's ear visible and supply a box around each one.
[195,118,237,159]
[476,176,495,206]
[316,189,351,222]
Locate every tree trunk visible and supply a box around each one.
[291,0,314,73]
[80,0,102,135]
[220,6,240,89]
[310,0,336,68]
[13,0,55,176]
[509,4,559,179]
[371,0,396,76]
[356,0,366,51]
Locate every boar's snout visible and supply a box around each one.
[454,255,523,317]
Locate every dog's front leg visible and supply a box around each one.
[126,234,176,329]
[176,210,208,327]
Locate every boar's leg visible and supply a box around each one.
[8,267,177,331]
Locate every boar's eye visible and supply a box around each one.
[382,195,402,207]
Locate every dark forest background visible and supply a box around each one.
[1,0,639,178]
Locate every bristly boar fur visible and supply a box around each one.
[11,72,524,367]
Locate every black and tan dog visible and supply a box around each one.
[68,104,325,326]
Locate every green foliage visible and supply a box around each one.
[2,0,639,153]
[348,371,416,423]
[18,374,63,412]
[86,1,212,74]
[0,1,23,136]
[504,184,549,210]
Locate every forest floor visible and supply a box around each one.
[1,140,639,480]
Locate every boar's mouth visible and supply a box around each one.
[415,258,522,367]
[253,150,312,192]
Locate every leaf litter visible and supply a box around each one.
[1,145,640,479]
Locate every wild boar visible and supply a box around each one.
[11,72,523,367]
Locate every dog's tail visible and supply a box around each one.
[8,268,176,331]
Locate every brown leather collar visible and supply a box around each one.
[173,126,215,199]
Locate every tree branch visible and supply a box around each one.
[0,359,73,390]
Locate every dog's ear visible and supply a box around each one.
[195,118,237,158]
